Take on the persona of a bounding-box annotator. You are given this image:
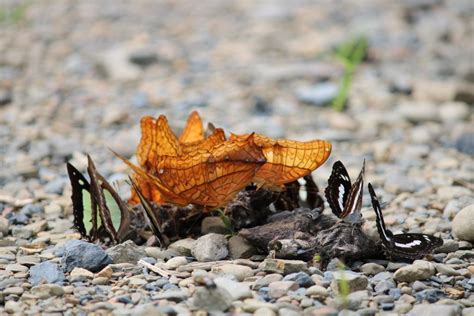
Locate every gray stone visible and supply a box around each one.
[106,240,146,264]
[252,273,283,290]
[228,235,256,259]
[211,263,253,281]
[331,271,369,293]
[408,304,461,316]
[29,261,65,286]
[393,260,435,282]
[30,284,65,299]
[168,238,196,256]
[192,286,233,311]
[268,281,299,298]
[463,307,474,316]
[435,264,461,276]
[152,289,188,302]
[296,82,339,107]
[191,233,228,262]
[164,256,188,270]
[214,277,252,300]
[398,102,438,122]
[455,132,474,156]
[259,258,307,275]
[283,272,314,287]
[60,240,112,273]
[306,285,328,298]
[439,102,470,123]
[435,240,459,253]
[452,205,474,242]
[360,263,385,275]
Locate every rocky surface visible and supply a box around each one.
[0,0,473,314]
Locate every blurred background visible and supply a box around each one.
[0,0,472,207]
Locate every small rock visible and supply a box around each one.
[23,220,47,235]
[60,240,112,273]
[165,256,188,270]
[398,101,438,123]
[0,88,13,106]
[408,304,460,316]
[106,240,146,264]
[260,258,307,275]
[254,307,276,316]
[360,263,385,275]
[331,271,369,293]
[252,273,283,290]
[296,82,339,107]
[241,298,278,312]
[228,235,256,259]
[92,277,109,285]
[438,187,471,201]
[5,263,28,273]
[394,260,435,283]
[95,265,113,279]
[168,238,196,256]
[211,263,253,281]
[31,284,65,299]
[439,102,469,123]
[0,216,9,236]
[192,286,233,311]
[435,264,461,276]
[201,216,228,234]
[191,233,228,262]
[452,205,474,242]
[3,286,24,295]
[283,272,314,287]
[455,132,474,156]
[306,285,329,298]
[29,261,65,286]
[268,281,299,298]
[11,226,33,239]
[435,240,459,253]
[214,277,252,300]
[70,267,94,281]
[152,289,188,302]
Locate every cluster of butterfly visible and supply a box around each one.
[325,160,443,259]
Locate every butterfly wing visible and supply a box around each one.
[324,161,352,218]
[390,233,443,259]
[67,163,91,238]
[368,183,393,248]
[340,160,365,219]
[179,110,205,144]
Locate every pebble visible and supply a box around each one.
[164,256,188,270]
[214,277,252,300]
[260,259,308,275]
[211,263,253,281]
[30,284,65,299]
[268,281,299,298]
[439,102,470,123]
[191,233,228,262]
[394,260,436,283]
[254,307,277,316]
[331,271,369,293]
[253,273,283,290]
[283,272,315,287]
[296,82,339,107]
[69,267,94,281]
[360,263,385,275]
[106,240,146,264]
[29,261,65,286]
[409,304,461,316]
[452,205,474,242]
[192,286,233,311]
[60,239,112,273]
[306,285,329,299]
[398,102,438,122]
[455,132,474,156]
[167,238,196,256]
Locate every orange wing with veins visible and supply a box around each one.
[230,133,332,187]
[136,115,181,170]
[179,111,205,144]
[181,127,226,154]
[120,134,265,208]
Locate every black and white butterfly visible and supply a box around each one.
[324,160,365,224]
[368,183,443,259]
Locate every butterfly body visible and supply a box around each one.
[368,183,443,260]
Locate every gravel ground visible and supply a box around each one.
[0,1,473,315]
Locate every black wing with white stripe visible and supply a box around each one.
[325,161,352,218]
[340,160,365,219]
[368,183,443,259]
